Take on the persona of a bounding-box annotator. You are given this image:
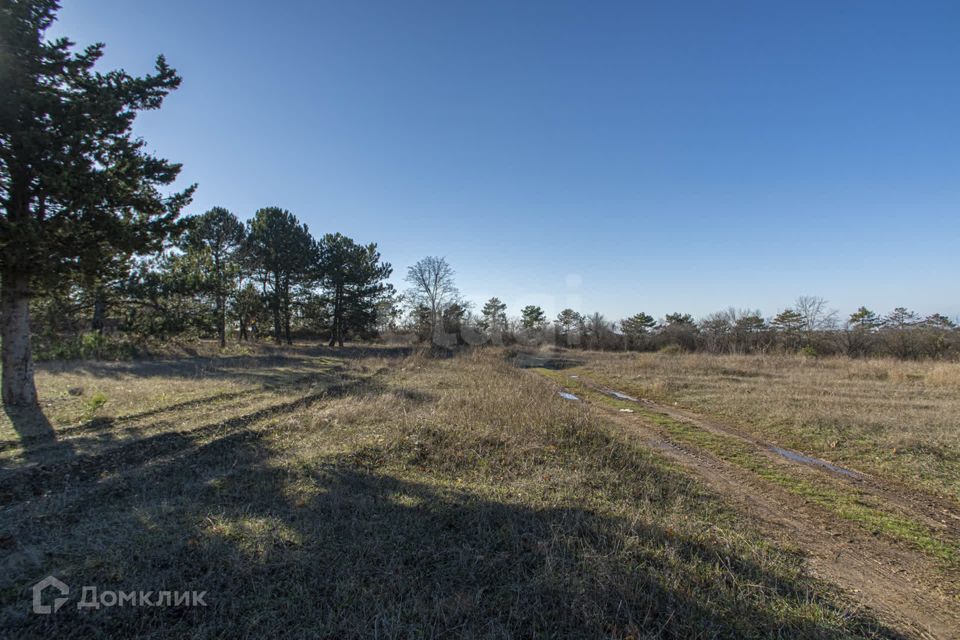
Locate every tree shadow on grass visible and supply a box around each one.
[0,411,906,639]
[41,345,415,385]
[2,404,74,467]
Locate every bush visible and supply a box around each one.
[658,344,685,356]
[84,391,108,416]
[35,332,139,361]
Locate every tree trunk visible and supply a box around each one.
[91,287,107,334]
[282,277,292,345]
[239,313,248,341]
[328,291,337,347]
[216,294,226,348]
[328,287,342,347]
[2,270,38,406]
[272,274,282,344]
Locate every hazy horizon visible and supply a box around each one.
[50,1,960,322]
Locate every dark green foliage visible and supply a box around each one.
[849,306,880,330]
[245,208,319,344]
[441,301,468,339]
[180,208,246,347]
[660,312,699,351]
[520,305,546,329]
[479,297,507,334]
[0,0,192,404]
[316,233,392,346]
[621,312,656,349]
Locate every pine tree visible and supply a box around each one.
[0,0,193,405]
[245,208,319,344]
[316,233,392,347]
[520,305,547,329]
[479,297,507,334]
[848,306,880,330]
[181,207,246,347]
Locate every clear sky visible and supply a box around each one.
[50,1,960,322]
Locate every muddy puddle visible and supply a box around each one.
[769,446,861,478]
[513,353,585,370]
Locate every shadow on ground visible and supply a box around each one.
[0,367,903,639]
[2,405,74,466]
[39,345,415,385]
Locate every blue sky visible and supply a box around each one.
[51,1,960,322]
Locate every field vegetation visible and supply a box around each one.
[0,345,911,638]
[572,352,960,503]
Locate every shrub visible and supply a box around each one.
[658,344,685,356]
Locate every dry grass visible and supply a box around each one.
[577,351,960,503]
[0,346,898,637]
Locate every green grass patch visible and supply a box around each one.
[533,368,959,566]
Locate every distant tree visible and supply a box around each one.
[922,313,955,329]
[794,296,837,333]
[405,257,459,343]
[884,307,918,328]
[659,313,698,351]
[232,282,265,341]
[735,314,765,332]
[842,307,880,357]
[772,309,805,351]
[245,208,319,344]
[316,233,392,347]
[733,312,767,352]
[0,0,193,405]
[772,309,804,332]
[698,309,766,354]
[917,313,957,359]
[584,312,612,350]
[555,309,582,333]
[881,307,921,358]
[555,309,583,347]
[664,312,695,326]
[520,305,547,330]
[479,297,508,336]
[621,312,655,350]
[442,302,469,340]
[848,306,880,330]
[699,312,733,353]
[373,292,403,336]
[181,207,246,347]
[409,304,433,343]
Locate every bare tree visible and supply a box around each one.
[585,312,612,350]
[794,296,838,333]
[405,257,460,342]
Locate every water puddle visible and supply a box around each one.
[609,390,638,402]
[558,392,580,401]
[769,446,861,478]
[514,354,584,370]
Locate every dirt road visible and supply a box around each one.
[546,369,960,640]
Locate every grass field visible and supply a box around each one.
[0,345,917,638]
[571,352,960,503]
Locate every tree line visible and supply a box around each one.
[402,260,959,359]
[35,206,395,354]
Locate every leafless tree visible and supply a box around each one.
[794,296,838,333]
[405,256,460,341]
